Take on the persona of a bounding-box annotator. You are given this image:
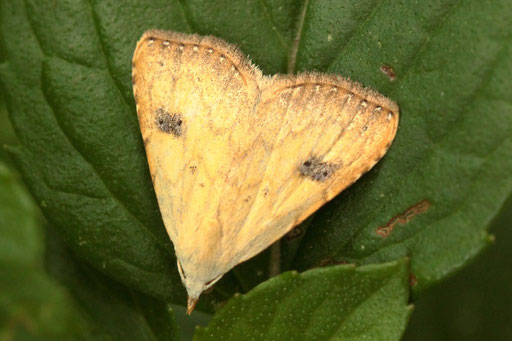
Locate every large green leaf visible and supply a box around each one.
[195,259,412,341]
[0,161,90,340]
[291,0,512,296]
[0,159,180,340]
[403,194,512,340]
[0,0,187,305]
[44,225,180,341]
[0,0,511,316]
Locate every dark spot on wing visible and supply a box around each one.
[155,107,183,137]
[300,156,339,182]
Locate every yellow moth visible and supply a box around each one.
[132,30,399,313]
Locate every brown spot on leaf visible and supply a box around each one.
[409,273,418,286]
[376,200,431,238]
[380,65,396,81]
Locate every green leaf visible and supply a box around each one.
[195,259,412,341]
[0,0,188,306]
[290,0,512,295]
[403,194,512,340]
[0,88,17,166]
[44,225,180,341]
[0,161,90,340]
[0,0,511,316]
[0,158,179,339]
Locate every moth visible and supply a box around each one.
[132,30,399,313]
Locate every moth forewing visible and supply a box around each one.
[132,30,399,313]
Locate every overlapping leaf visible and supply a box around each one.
[196,260,411,341]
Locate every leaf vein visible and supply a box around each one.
[288,0,309,74]
[258,0,289,53]
[352,39,512,261]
